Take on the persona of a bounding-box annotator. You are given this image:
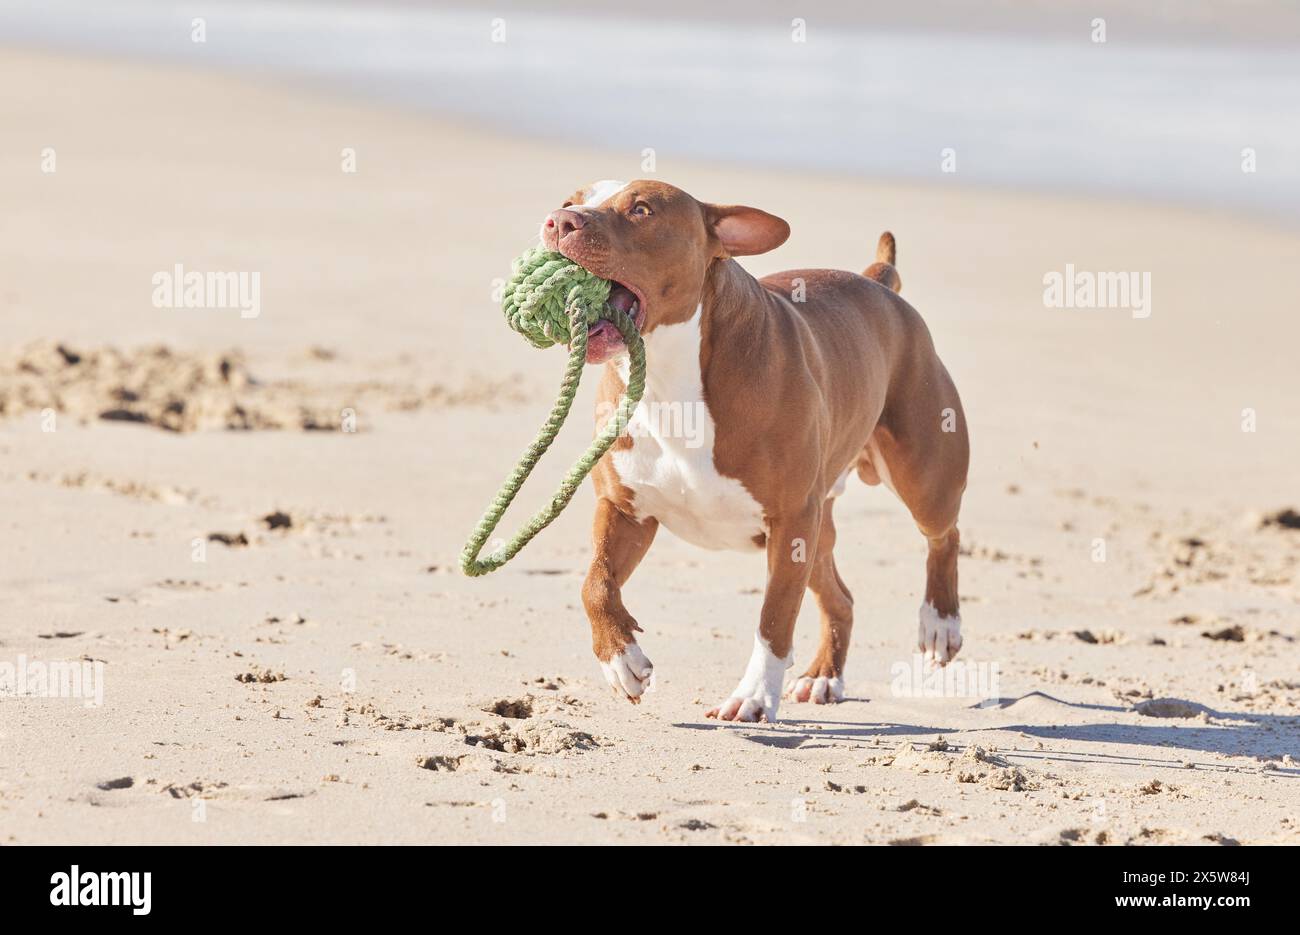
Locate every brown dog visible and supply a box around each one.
[538,180,968,722]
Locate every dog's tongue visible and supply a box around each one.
[585,285,638,364]
[606,285,637,315]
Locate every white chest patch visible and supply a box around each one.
[611,307,766,552]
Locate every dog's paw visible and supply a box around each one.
[706,692,777,723]
[784,674,845,704]
[600,642,654,703]
[918,601,962,668]
[706,634,789,722]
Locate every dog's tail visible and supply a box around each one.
[863,231,902,293]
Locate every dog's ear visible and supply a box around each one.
[705,203,790,257]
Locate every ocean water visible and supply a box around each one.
[4,0,1298,224]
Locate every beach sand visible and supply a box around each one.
[1,50,1298,844]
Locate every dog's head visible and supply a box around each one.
[538,180,789,363]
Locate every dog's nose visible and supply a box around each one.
[546,208,585,239]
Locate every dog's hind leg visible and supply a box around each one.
[919,526,962,667]
[786,499,852,704]
[868,413,968,668]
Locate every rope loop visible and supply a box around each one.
[460,248,644,576]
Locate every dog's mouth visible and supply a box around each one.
[585,280,646,365]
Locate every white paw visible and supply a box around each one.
[600,643,654,703]
[708,694,774,722]
[706,634,790,723]
[918,601,962,668]
[784,674,845,704]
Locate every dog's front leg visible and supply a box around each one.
[582,498,658,703]
[708,499,822,722]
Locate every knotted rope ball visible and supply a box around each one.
[460,246,646,577]
[503,246,613,349]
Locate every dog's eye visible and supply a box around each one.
[630,202,653,218]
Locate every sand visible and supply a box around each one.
[1,50,1297,845]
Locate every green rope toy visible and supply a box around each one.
[460,246,646,576]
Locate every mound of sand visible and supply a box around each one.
[0,341,528,432]
[889,741,1042,792]
[0,342,340,431]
